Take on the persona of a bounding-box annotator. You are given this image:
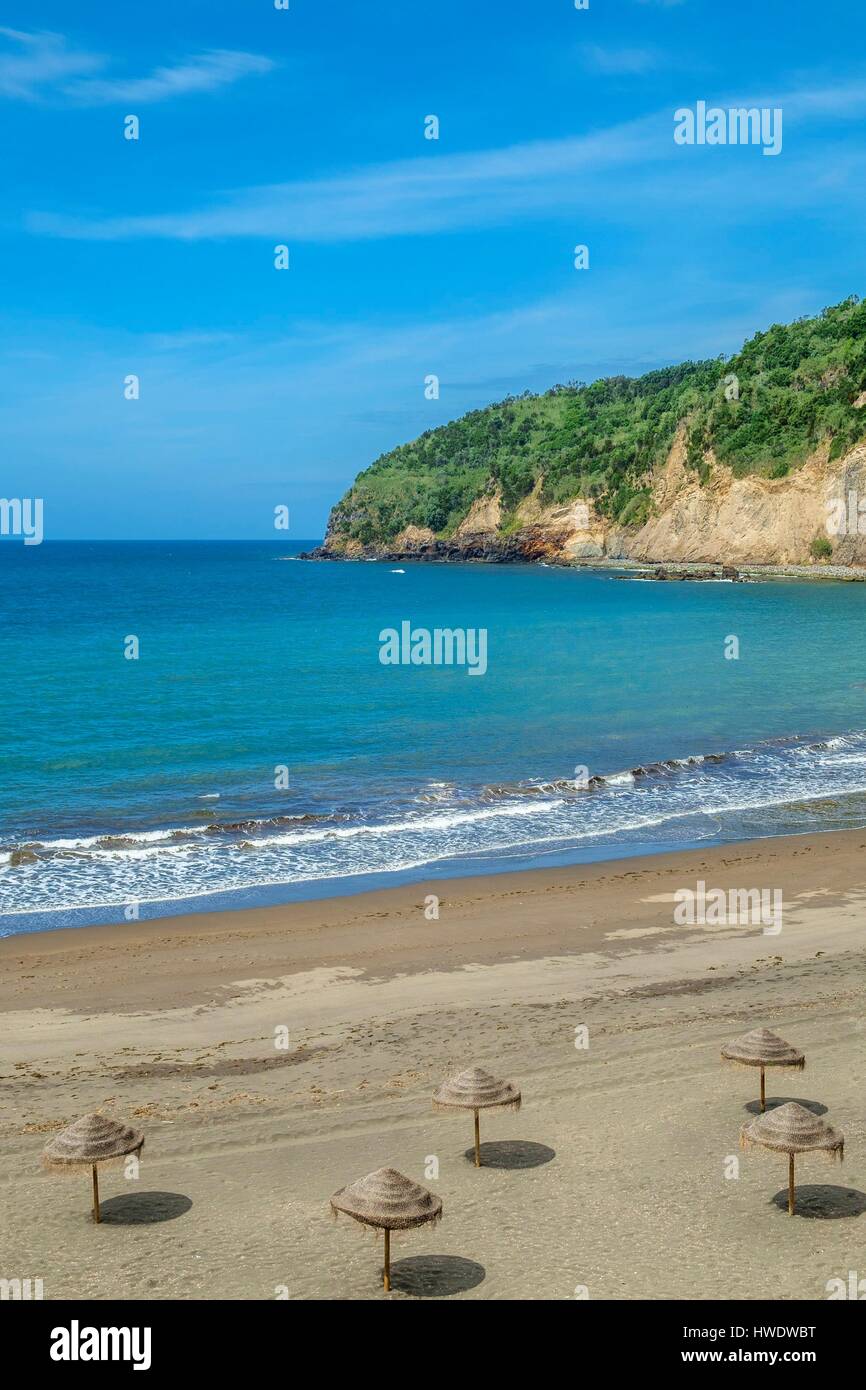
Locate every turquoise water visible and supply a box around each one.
[3,540,866,936]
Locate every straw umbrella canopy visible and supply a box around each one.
[721,1028,804,1111]
[330,1167,442,1291]
[433,1066,521,1167]
[43,1113,144,1223]
[741,1101,843,1216]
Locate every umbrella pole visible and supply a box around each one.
[788,1154,795,1216]
[383,1229,390,1291]
[760,1066,765,1112]
[474,1109,481,1168]
[91,1164,100,1224]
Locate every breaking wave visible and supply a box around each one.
[4,731,866,923]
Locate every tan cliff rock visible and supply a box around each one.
[316,435,866,569]
[520,435,866,568]
[393,523,437,548]
[619,439,866,567]
[455,490,502,537]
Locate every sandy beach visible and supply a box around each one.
[2,830,865,1301]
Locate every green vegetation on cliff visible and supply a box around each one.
[327,296,866,545]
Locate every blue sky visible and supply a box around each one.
[2,0,865,539]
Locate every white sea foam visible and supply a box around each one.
[6,732,866,919]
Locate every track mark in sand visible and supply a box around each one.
[606,926,672,940]
[111,1045,333,1082]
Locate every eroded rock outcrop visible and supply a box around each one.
[305,435,866,570]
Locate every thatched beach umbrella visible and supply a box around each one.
[433,1066,521,1167]
[741,1101,843,1216]
[721,1028,804,1111]
[331,1167,442,1291]
[42,1113,144,1223]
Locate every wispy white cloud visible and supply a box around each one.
[0,27,103,99]
[24,115,668,241]
[64,50,274,105]
[0,28,274,105]
[582,44,661,75]
[25,74,866,245]
[144,330,237,352]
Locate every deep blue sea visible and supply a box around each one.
[3,540,866,937]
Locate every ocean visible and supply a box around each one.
[3,540,866,937]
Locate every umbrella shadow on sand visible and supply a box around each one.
[331,1168,441,1292]
[98,1191,193,1225]
[389,1254,486,1297]
[463,1140,555,1170]
[745,1097,828,1116]
[769,1185,866,1220]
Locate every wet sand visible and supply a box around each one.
[1,829,865,1299]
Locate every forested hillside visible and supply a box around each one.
[325,296,866,547]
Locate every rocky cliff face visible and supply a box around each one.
[310,427,866,570]
[616,434,866,568]
[306,298,866,570]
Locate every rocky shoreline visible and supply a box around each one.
[307,407,866,577]
[299,527,558,565]
[298,540,866,582]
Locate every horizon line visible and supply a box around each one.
[0,536,326,545]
